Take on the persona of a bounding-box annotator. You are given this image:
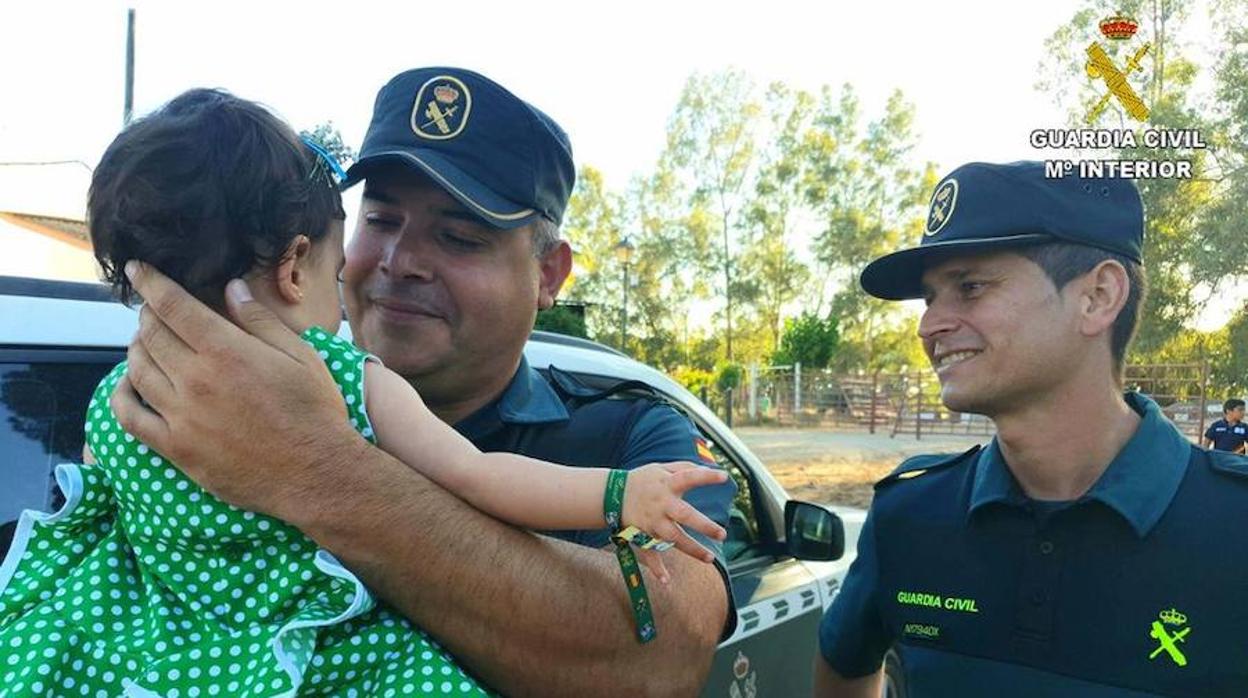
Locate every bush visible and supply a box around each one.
[670,366,715,396]
[714,361,743,392]
[772,313,839,369]
[534,304,589,338]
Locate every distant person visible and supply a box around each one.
[0,88,728,696]
[1203,398,1248,453]
[813,161,1248,697]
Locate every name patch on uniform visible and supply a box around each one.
[897,590,980,613]
[903,623,941,641]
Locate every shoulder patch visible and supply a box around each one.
[874,445,982,490]
[1207,449,1248,480]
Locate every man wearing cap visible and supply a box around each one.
[813,161,1248,697]
[1202,399,1247,453]
[111,67,736,696]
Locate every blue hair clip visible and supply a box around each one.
[300,135,348,184]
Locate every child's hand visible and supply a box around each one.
[620,461,729,581]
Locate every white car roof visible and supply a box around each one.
[0,276,822,522]
[0,277,686,399]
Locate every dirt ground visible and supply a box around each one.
[734,427,987,509]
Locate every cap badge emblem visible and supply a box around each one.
[925,178,958,236]
[411,75,472,140]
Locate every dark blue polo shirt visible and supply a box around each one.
[819,393,1248,697]
[454,357,738,636]
[1204,419,1247,453]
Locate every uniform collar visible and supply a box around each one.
[453,356,570,438]
[968,392,1190,538]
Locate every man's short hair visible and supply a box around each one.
[1224,399,1245,414]
[1015,242,1146,376]
[531,216,562,257]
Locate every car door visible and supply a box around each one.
[697,429,826,698]
[0,348,120,555]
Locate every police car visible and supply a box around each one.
[0,275,870,697]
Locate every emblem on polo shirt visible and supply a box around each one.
[925,178,958,236]
[1148,607,1190,667]
[411,75,472,140]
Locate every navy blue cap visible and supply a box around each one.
[343,67,575,229]
[860,161,1144,300]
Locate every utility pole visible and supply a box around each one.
[123,9,136,126]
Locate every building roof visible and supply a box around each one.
[0,211,90,250]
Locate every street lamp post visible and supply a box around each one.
[614,237,635,351]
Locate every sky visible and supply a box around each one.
[0,0,1232,328]
[1,0,1081,192]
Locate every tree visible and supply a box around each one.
[805,85,934,372]
[742,83,815,354]
[533,303,589,338]
[559,166,623,346]
[772,313,839,369]
[624,166,708,368]
[1037,0,1248,359]
[563,164,700,368]
[663,70,762,361]
[298,121,357,168]
[556,73,934,375]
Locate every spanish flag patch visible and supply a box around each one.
[695,437,716,464]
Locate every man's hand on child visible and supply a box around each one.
[621,461,729,583]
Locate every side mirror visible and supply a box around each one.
[784,500,845,561]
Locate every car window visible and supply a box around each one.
[536,367,776,565]
[698,433,770,566]
[0,357,116,554]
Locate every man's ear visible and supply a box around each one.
[1077,259,1129,339]
[274,235,314,305]
[537,240,573,311]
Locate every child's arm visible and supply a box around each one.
[364,362,726,560]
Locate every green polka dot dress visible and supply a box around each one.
[0,327,491,697]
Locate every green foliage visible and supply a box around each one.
[663,70,763,361]
[533,304,588,338]
[743,83,815,354]
[560,166,628,350]
[555,71,955,376]
[1038,0,1248,354]
[543,7,1248,380]
[669,366,715,397]
[298,122,356,167]
[714,361,744,392]
[803,85,934,372]
[772,313,839,369]
[1218,307,1248,394]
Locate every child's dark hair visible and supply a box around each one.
[89,88,346,305]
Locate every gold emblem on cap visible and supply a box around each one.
[411,75,472,141]
[925,178,958,236]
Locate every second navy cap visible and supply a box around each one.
[860,161,1144,300]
